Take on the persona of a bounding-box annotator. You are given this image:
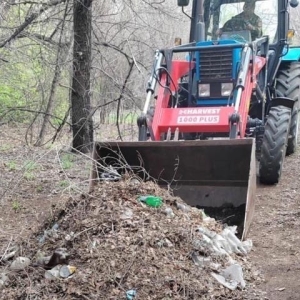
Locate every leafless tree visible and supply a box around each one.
[71,0,93,153]
[0,0,72,145]
[90,0,188,138]
[0,0,188,144]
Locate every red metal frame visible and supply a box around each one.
[151,57,266,140]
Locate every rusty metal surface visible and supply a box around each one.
[91,139,256,239]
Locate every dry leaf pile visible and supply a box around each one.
[0,179,262,299]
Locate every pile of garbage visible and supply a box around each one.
[0,179,260,299]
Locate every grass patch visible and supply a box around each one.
[108,111,138,124]
[59,180,70,188]
[60,153,74,170]
[36,185,43,192]
[23,160,38,171]
[21,160,38,180]
[6,161,17,171]
[24,171,35,180]
[0,144,11,152]
[12,200,22,212]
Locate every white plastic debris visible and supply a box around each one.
[10,257,31,271]
[211,263,245,290]
[164,238,173,248]
[164,207,175,218]
[34,250,51,266]
[191,252,211,267]
[126,289,137,300]
[220,227,249,255]
[65,231,75,241]
[241,239,253,253]
[39,223,59,244]
[175,202,189,212]
[45,266,60,280]
[129,178,140,185]
[45,265,76,280]
[0,245,19,261]
[59,265,76,278]
[199,210,215,223]
[0,273,9,287]
[195,226,252,256]
[120,208,134,220]
[100,166,121,181]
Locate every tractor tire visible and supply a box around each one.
[259,105,291,184]
[276,62,300,155]
[287,105,299,155]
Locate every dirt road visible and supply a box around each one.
[250,150,300,300]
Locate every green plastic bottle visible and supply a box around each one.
[138,195,163,208]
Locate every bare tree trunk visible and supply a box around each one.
[71,0,93,153]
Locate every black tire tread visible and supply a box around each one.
[276,62,300,155]
[259,105,291,184]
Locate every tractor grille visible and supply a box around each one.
[199,48,233,80]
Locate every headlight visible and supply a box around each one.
[221,83,233,96]
[198,84,210,97]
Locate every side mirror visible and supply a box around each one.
[177,0,190,6]
[290,0,299,7]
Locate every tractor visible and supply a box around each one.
[90,0,300,239]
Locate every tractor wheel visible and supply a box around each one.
[276,62,300,155]
[259,105,291,184]
[287,105,299,155]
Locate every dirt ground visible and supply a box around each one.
[0,124,300,299]
[249,150,300,300]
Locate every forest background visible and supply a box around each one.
[1,0,300,151]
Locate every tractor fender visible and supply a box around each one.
[281,47,300,62]
[268,97,295,113]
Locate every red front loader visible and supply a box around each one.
[90,0,299,239]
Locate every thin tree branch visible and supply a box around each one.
[17,32,71,47]
[35,0,70,146]
[116,61,135,141]
[0,107,71,125]
[51,106,71,143]
[0,0,66,48]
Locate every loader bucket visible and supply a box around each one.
[90,139,256,240]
